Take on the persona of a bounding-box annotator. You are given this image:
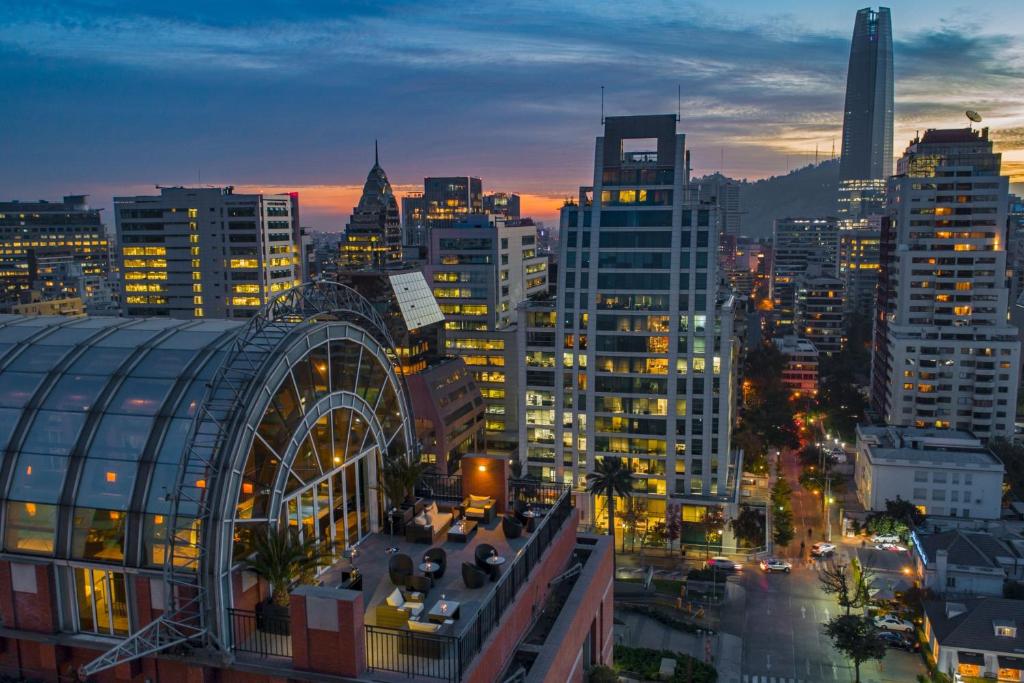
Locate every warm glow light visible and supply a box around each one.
[242,483,254,495]
[106,471,117,483]
[25,466,32,476]
[154,515,164,524]
[196,479,206,489]
[478,464,487,472]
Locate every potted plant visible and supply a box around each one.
[378,455,431,509]
[244,526,334,634]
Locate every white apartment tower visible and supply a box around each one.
[115,187,299,319]
[870,128,1020,438]
[528,115,739,526]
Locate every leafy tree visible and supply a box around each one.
[818,561,873,615]
[770,473,796,547]
[244,526,335,606]
[376,455,432,509]
[730,505,766,548]
[823,615,886,683]
[988,438,1024,500]
[586,456,635,577]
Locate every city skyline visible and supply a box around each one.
[3,1,1024,230]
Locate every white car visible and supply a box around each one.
[874,615,915,633]
[875,543,909,552]
[871,534,901,544]
[759,558,792,573]
[811,542,836,557]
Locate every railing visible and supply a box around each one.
[417,471,464,502]
[365,625,460,682]
[457,483,573,675]
[228,608,292,658]
[510,478,569,508]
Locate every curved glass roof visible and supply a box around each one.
[0,314,243,563]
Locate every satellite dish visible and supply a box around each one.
[966,110,982,123]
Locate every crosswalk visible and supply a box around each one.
[741,676,805,683]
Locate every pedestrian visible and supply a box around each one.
[807,527,813,538]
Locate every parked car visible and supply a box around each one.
[877,630,918,650]
[706,556,742,572]
[810,542,836,557]
[874,615,915,633]
[875,543,909,552]
[870,534,901,544]
[759,558,792,573]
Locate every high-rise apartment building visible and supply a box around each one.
[794,267,847,355]
[340,150,402,269]
[482,192,521,219]
[0,195,111,304]
[838,6,894,220]
[526,114,739,532]
[401,193,426,247]
[870,127,1020,437]
[115,186,299,318]
[839,221,882,315]
[696,173,741,239]
[427,214,548,453]
[769,217,839,331]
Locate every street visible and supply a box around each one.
[716,448,926,683]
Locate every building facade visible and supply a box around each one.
[769,217,839,332]
[870,128,1021,437]
[794,268,847,355]
[839,222,881,315]
[115,186,300,319]
[531,114,739,531]
[340,151,403,269]
[427,215,548,454]
[854,426,1005,520]
[482,192,521,219]
[424,176,483,231]
[838,6,894,220]
[776,335,819,397]
[0,195,111,305]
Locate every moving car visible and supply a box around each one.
[870,534,901,544]
[810,542,836,557]
[875,543,909,552]
[877,630,918,651]
[706,556,742,572]
[759,558,792,573]
[873,614,915,633]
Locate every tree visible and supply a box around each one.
[984,438,1024,500]
[376,455,431,509]
[730,505,766,548]
[823,615,886,683]
[586,456,635,577]
[818,562,873,615]
[770,474,796,547]
[244,526,335,606]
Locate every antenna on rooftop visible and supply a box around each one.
[677,84,681,123]
[966,110,982,129]
[600,86,605,125]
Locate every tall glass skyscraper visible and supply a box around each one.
[838,6,894,220]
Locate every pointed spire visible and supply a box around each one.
[374,139,379,167]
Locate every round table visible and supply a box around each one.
[419,561,440,575]
[485,555,506,566]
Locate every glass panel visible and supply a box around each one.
[345,411,368,461]
[232,522,259,563]
[72,508,126,563]
[107,377,174,415]
[291,357,316,412]
[10,453,70,503]
[88,414,155,461]
[317,479,332,567]
[300,488,315,542]
[93,329,160,348]
[145,463,178,513]
[312,414,334,472]
[329,340,361,393]
[196,350,226,380]
[146,515,200,569]
[41,373,107,412]
[358,456,369,537]
[157,417,192,463]
[174,380,206,418]
[6,345,73,372]
[159,330,224,350]
[332,408,353,463]
[344,464,359,542]
[69,347,129,375]
[75,568,96,633]
[0,326,40,342]
[75,569,129,636]
[287,498,299,534]
[21,410,86,455]
[0,407,21,451]
[309,344,330,399]
[134,349,203,378]
[331,472,346,548]
[292,434,321,485]
[76,459,137,510]
[274,379,302,428]
[35,326,96,346]
[0,372,46,408]
[377,382,400,440]
[355,354,387,407]
[108,571,130,635]
[4,501,57,555]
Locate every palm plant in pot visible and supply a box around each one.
[244,525,334,633]
[377,455,431,509]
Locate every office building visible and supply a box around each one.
[769,217,839,332]
[401,193,426,247]
[838,7,894,219]
[0,195,111,305]
[854,426,1004,520]
[794,267,847,355]
[0,291,611,682]
[696,173,741,240]
[482,192,521,219]
[517,297,558,470]
[532,114,739,535]
[427,215,548,453]
[776,335,819,396]
[340,149,403,269]
[424,176,482,230]
[839,221,882,315]
[870,127,1020,437]
[115,186,300,319]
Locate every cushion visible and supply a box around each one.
[408,619,440,633]
[466,507,485,516]
[386,588,404,608]
[424,512,434,526]
[428,501,439,517]
[414,513,428,526]
[469,494,491,506]
[406,602,424,617]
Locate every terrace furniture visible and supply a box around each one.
[459,495,496,524]
[339,569,363,591]
[375,587,424,628]
[461,562,488,589]
[485,554,507,581]
[502,515,523,539]
[475,543,500,580]
[447,519,478,543]
[520,508,544,532]
[399,621,448,659]
[389,553,414,587]
[405,500,455,544]
[427,599,461,623]
[406,574,433,594]
[424,547,447,579]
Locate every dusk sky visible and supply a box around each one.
[3,1,1024,230]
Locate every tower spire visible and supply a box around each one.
[374,139,379,166]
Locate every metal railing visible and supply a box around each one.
[510,478,569,508]
[416,471,464,502]
[365,625,460,681]
[228,608,292,658]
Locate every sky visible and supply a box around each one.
[2,1,1024,230]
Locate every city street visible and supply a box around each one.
[716,449,926,683]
